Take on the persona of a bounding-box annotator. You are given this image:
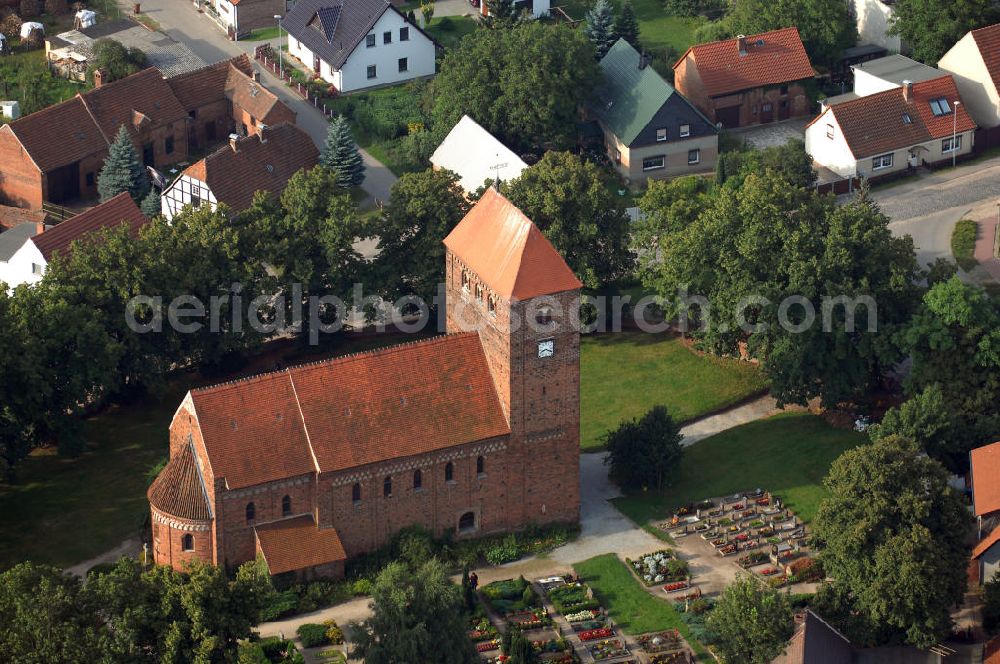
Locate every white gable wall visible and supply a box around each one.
[939,32,1000,128]
[804,109,858,178]
[853,67,901,96]
[161,174,218,222]
[338,10,435,93]
[0,239,45,291]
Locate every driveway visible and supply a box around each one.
[117,0,397,205]
[729,117,810,150]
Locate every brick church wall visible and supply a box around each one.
[151,506,213,570]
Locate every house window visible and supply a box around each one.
[688,149,700,164]
[642,155,665,171]
[762,103,773,113]
[383,31,392,44]
[679,124,690,138]
[367,65,377,79]
[398,57,408,73]
[477,456,485,475]
[245,502,255,524]
[400,26,409,41]
[413,469,422,489]
[826,124,834,139]
[189,109,197,120]
[85,172,95,187]
[942,135,962,153]
[181,534,194,551]
[445,462,454,482]
[191,195,201,209]
[352,482,361,503]
[872,153,894,170]
[383,475,392,497]
[31,263,44,275]
[929,97,952,116]
[281,495,291,516]
[780,84,789,95]
[165,136,174,155]
[366,33,376,47]
[656,128,667,142]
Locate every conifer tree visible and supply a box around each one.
[583,0,617,59]
[97,126,150,203]
[140,188,161,219]
[613,1,640,49]
[320,115,366,189]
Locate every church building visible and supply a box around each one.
[147,189,582,577]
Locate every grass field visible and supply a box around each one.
[574,554,706,654]
[0,332,431,570]
[611,412,864,529]
[0,48,87,120]
[247,26,282,41]
[580,332,768,451]
[425,15,479,50]
[557,0,703,54]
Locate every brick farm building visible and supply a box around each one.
[148,189,583,577]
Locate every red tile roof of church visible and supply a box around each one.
[147,443,212,521]
[443,188,582,300]
[255,515,346,574]
[188,333,509,487]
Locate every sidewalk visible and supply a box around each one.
[974,216,1000,281]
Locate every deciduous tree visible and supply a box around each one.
[707,575,794,664]
[890,0,999,64]
[812,435,973,648]
[88,38,147,85]
[603,405,683,491]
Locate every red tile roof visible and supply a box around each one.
[166,55,254,110]
[255,515,346,574]
[815,75,976,159]
[180,123,318,213]
[33,193,148,261]
[147,443,212,521]
[973,441,1000,517]
[443,188,582,300]
[187,333,509,487]
[675,27,814,98]
[987,635,1000,664]
[80,67,188,144]
[223,64,291,126]
[0,205,46,232]
[3,97,108,173]
[974,526,1000,560]
[971,24,1000,98]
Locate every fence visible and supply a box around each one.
[253,46,338,120]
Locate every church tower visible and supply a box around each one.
[443,188,582,526]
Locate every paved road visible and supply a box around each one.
[124,0,397,205]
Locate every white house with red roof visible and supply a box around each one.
[805,75,976,179]
[939,23,1000,130]
[971,441,1000,585]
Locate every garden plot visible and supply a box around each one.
[479,577,578,663]
[655,490,823,594]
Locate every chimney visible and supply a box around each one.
[94,68,107,88]
[229,133,240,151]
[902,79,913,102]
[258,124,268,143]
[737,35,747,56]
[251,70,260,82]
[35,222,46,235]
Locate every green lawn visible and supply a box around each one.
[247,26,282,41]
[0,332,431,570]
[556,0,703,54]
[425,15,479,50]
[574,554,706,655]
[611,412,865,529]
[0,48,87,120]
[580,332,768,451]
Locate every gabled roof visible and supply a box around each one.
[147,442,212,521]
[597,39,684,146]
[813,75,976,159]
[771,610,853,664]
[186,333,510,487]
[167,54,255,109]
[282,0,400,70]
[851,54,942,86]
[178,123,318,213]
[222,63,291,126]
[0,223,38,263]
[675,27,814,98]
[430,115,528,192]
[972,441,1000,517]
[79,67,189,143]
[970,23,1000,98]
[33,192,147,261]
[443,188,582,300]
[974,525,1000,559]
[3,97,108,172]
[255,516,346,574]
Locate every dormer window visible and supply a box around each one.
[902,113,912,124]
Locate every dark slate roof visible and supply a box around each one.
[282,0,393,70]
[0,223,37,262]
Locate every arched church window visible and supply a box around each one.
[383,476,393,497]
[181,533,194,551]
[245,502,255,524]
[413,469,422,489]
[281,495,291,517]
[352,483,362,503]
[445,462,454,482]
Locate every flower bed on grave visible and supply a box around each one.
[626,550,689,586]
[531,636,576,660]
[536,651,580,664]
[579,627,614,641]
[476,639,501,653]
[663,580,689,593]
[547,583,600,615]
[505,609,551,630]
[738,551,768,568]
[589,638,630,660]
[637,629,684,653]
[564,608,603,623]
[650,653,688,664]
[481,577,543,618]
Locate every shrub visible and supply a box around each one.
[351,578,373,596]
[324,620,345,645]
[260,590,299,621]
[437,16,454,30]
[665,559,689,579]
[688,597,712,614]
[1,14,21,39]
[951,219,978,272]
[485,535,520,565]
[297,623,330,648]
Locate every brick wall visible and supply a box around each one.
[217,474,315,567]
[151,506,214,569]
[0,128,43,209]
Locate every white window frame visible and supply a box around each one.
[679,124,690,138]
[687,149,700,165]
[642,155,665,171]
[942,135,962,153]
[656,128,667,142]
[872,153,894,170]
